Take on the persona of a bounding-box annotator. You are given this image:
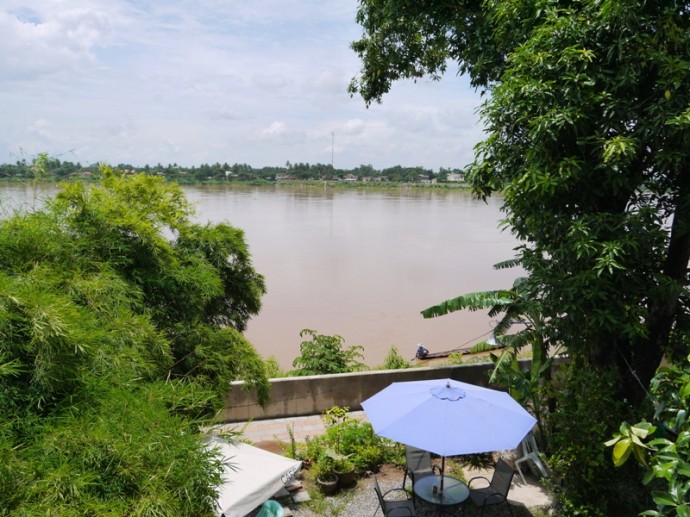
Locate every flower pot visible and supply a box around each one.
[317,475,338,495]
[335,468,356,487]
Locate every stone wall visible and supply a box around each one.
[220,360,536,422]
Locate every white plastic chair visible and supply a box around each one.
[515,432,549,484]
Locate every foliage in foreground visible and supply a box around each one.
[0,169,269,514]
[547,365,649,516]
[607,356,690,516]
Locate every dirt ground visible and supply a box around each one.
[280,461,555,516]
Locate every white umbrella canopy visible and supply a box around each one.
[361,378,536,457]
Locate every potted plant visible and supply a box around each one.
[334,457,356,487]
[313,455,338,495]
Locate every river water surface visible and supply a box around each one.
[1,183,521,369]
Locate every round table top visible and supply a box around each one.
[413,474,470,507]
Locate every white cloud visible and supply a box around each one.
[252,74,289,92]
[0,0,485,170]
[261,121,287,137]
[0,8,109,81]
[342,119,365,135]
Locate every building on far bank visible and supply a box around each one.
[446,172,465,182]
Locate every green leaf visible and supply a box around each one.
[631,422,656,439]
[679,381,690,401]
[677,504,690,517]
[604,436,621,447]
[421,290,514,318]
[632,443,648,466]
[651,491,677,506]
[676,462,690,477]
[613,438,632,467]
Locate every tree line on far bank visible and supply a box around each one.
[0,155,466,185]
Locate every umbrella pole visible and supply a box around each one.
[440,456,445,494]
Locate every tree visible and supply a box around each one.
[0,168,268,513]
[350,1,690,512]
[350,0,690,401]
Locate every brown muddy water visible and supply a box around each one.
[1,183,521,369]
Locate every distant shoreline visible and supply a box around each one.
[0,177,471,191]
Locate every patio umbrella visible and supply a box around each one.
[361,378,536,492]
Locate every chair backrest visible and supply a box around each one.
[520,432,539,457]
[490,459,515,497]
[406,445,432,476]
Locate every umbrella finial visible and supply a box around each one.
[431,381,465,401]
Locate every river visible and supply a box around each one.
[0,183,521,369]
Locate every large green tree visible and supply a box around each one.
[350,0,690,404]
[350,1,690,513]
[0,168,268,514]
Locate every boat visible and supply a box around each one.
[414,336,505,361]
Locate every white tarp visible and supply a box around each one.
[206,436,302,517]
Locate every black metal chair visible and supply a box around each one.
[467,458,515,516]
[402,445,440,491]
[374,475,416,516]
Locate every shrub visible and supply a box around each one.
[293,406,403,483]
[379,346,410,370]
[291,329,367,375]
[264,356,284,378]
[548,364,648,516]
[0,170,268,513]
[606,357,690,515]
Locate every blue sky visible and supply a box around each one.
[0,1,485,170]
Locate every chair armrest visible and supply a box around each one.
[383,487,412,500]
[467,475,491,488]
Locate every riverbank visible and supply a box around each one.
[0,176,471,190]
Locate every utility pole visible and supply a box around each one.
[331,132,334,170]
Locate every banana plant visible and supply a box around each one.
[421,270,561,446]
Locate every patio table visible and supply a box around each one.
[413,474,469,516]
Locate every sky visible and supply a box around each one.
[0,1,485,171]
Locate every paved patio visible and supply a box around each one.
[219,411,367,446]
[218,411,554,515]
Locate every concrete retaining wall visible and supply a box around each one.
[220,359,540,422]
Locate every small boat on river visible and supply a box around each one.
[413,337,505,362]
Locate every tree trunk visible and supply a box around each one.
[630,172,690,404]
